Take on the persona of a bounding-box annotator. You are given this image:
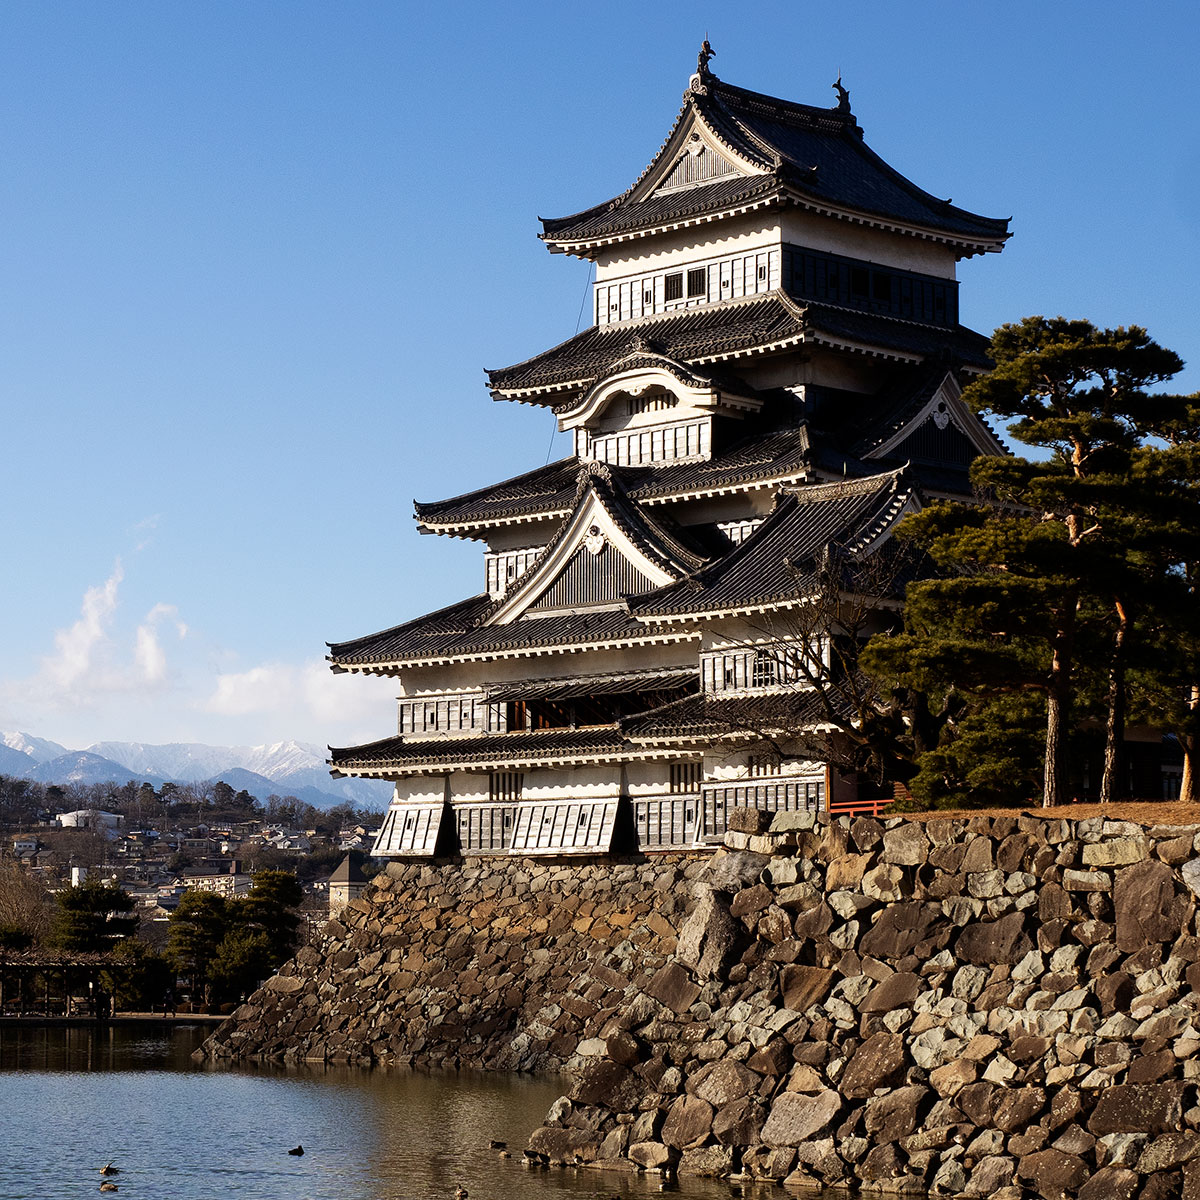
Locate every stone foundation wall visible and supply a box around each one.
[197,854,700,1072]
[528,810,1200,1198]
[200,810,1200,1198]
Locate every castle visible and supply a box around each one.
[327,51,1009,858]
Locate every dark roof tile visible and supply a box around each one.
[329,727,630,771]
[542,75,1009,249]
[415,427,817,531]
[488,294,990,400]
[630,468,918,618]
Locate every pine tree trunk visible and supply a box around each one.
[1043,603,1076,808]
[1182,687,1198,803]
[1099,602,1129,805]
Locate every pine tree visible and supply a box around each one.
[962,317,1189,806]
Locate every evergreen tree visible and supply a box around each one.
[167,891,230,1006]
[960,317,1190,806]
[49,878,138,953]
[862,505,1064,807]
[167,870,303,1008]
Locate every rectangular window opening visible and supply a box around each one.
[687,267,707,298]
[664,273,683,301]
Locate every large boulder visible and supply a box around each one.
[1114,860,1192,951]
[676,890,743,979]
[761,1090,842,1147]
[1088,1082,1187,1136]
[954,911,1032,966]
[661,1094,714,1149]
[840,1032,907,1098]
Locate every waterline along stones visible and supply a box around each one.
[201,810,1200,1198]
[196,857,695,1071]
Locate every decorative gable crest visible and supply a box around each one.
[862,371,1008,465]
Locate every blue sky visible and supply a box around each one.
[1,2,1197,752]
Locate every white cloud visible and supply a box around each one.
[8,562,187,718]
[2,561,391,749]
[133,603,187,685]
[205,664,290,716]
[131,514,162,553]
[204,659,395,742]
[42,562,124,690]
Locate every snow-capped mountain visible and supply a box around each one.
[26,752,170,789]
[1,733,391,810]
[2,732,68,764]
[0,743,39,776]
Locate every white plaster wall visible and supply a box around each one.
[624,760,680,796]
[779,211,960,277]
[595,217,781,282]
[520,766,622,801]
[391,780,447,805]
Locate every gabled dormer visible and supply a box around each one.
[853,370,1008,468]
[484,463,707,625]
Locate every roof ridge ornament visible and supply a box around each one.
[832,74,851,114]
[688,37,715,96]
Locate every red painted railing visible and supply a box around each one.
[826,796,894,818]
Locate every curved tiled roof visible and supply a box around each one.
[488,294,804,398]
[620,690,843,741]
[329,727,631,772]
[541,74,1009,252]
[488,294,990,402]
[327,599,700,671]
[630,467,919,620]
[414,427,817,533]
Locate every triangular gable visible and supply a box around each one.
[485,467,705,626]
[654,139,739,193]
[526,545,660,612]
[627,105,769,203]
[863,372,1006,463]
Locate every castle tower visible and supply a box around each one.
[327,54,1009,858]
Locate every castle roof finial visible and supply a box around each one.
[832,73,851,113]
[697,36,715,78]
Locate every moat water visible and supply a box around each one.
[0,1025,780,1200]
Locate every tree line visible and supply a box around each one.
[0,868,305,1012]
[0,773,380,833]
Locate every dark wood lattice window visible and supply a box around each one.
[664,272,683,301]
[687,267,707,298]
[670,762,702,793]
[751,648,779,688]
[747,754,780,778]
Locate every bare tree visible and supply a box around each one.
[696,543,961,788]
[0,861,52,945]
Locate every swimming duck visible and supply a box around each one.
[99,1164,120,1176]
[288,1146,304,1156]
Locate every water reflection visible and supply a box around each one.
[0,1026,779,1200]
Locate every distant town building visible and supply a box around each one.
[328,51,1009,858]
[56,809,123,835]
[327,855,367,914]
[181,861,252,898]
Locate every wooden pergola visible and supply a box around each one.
[0,950,127,1020]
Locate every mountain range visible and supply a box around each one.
[0,732,391,812]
